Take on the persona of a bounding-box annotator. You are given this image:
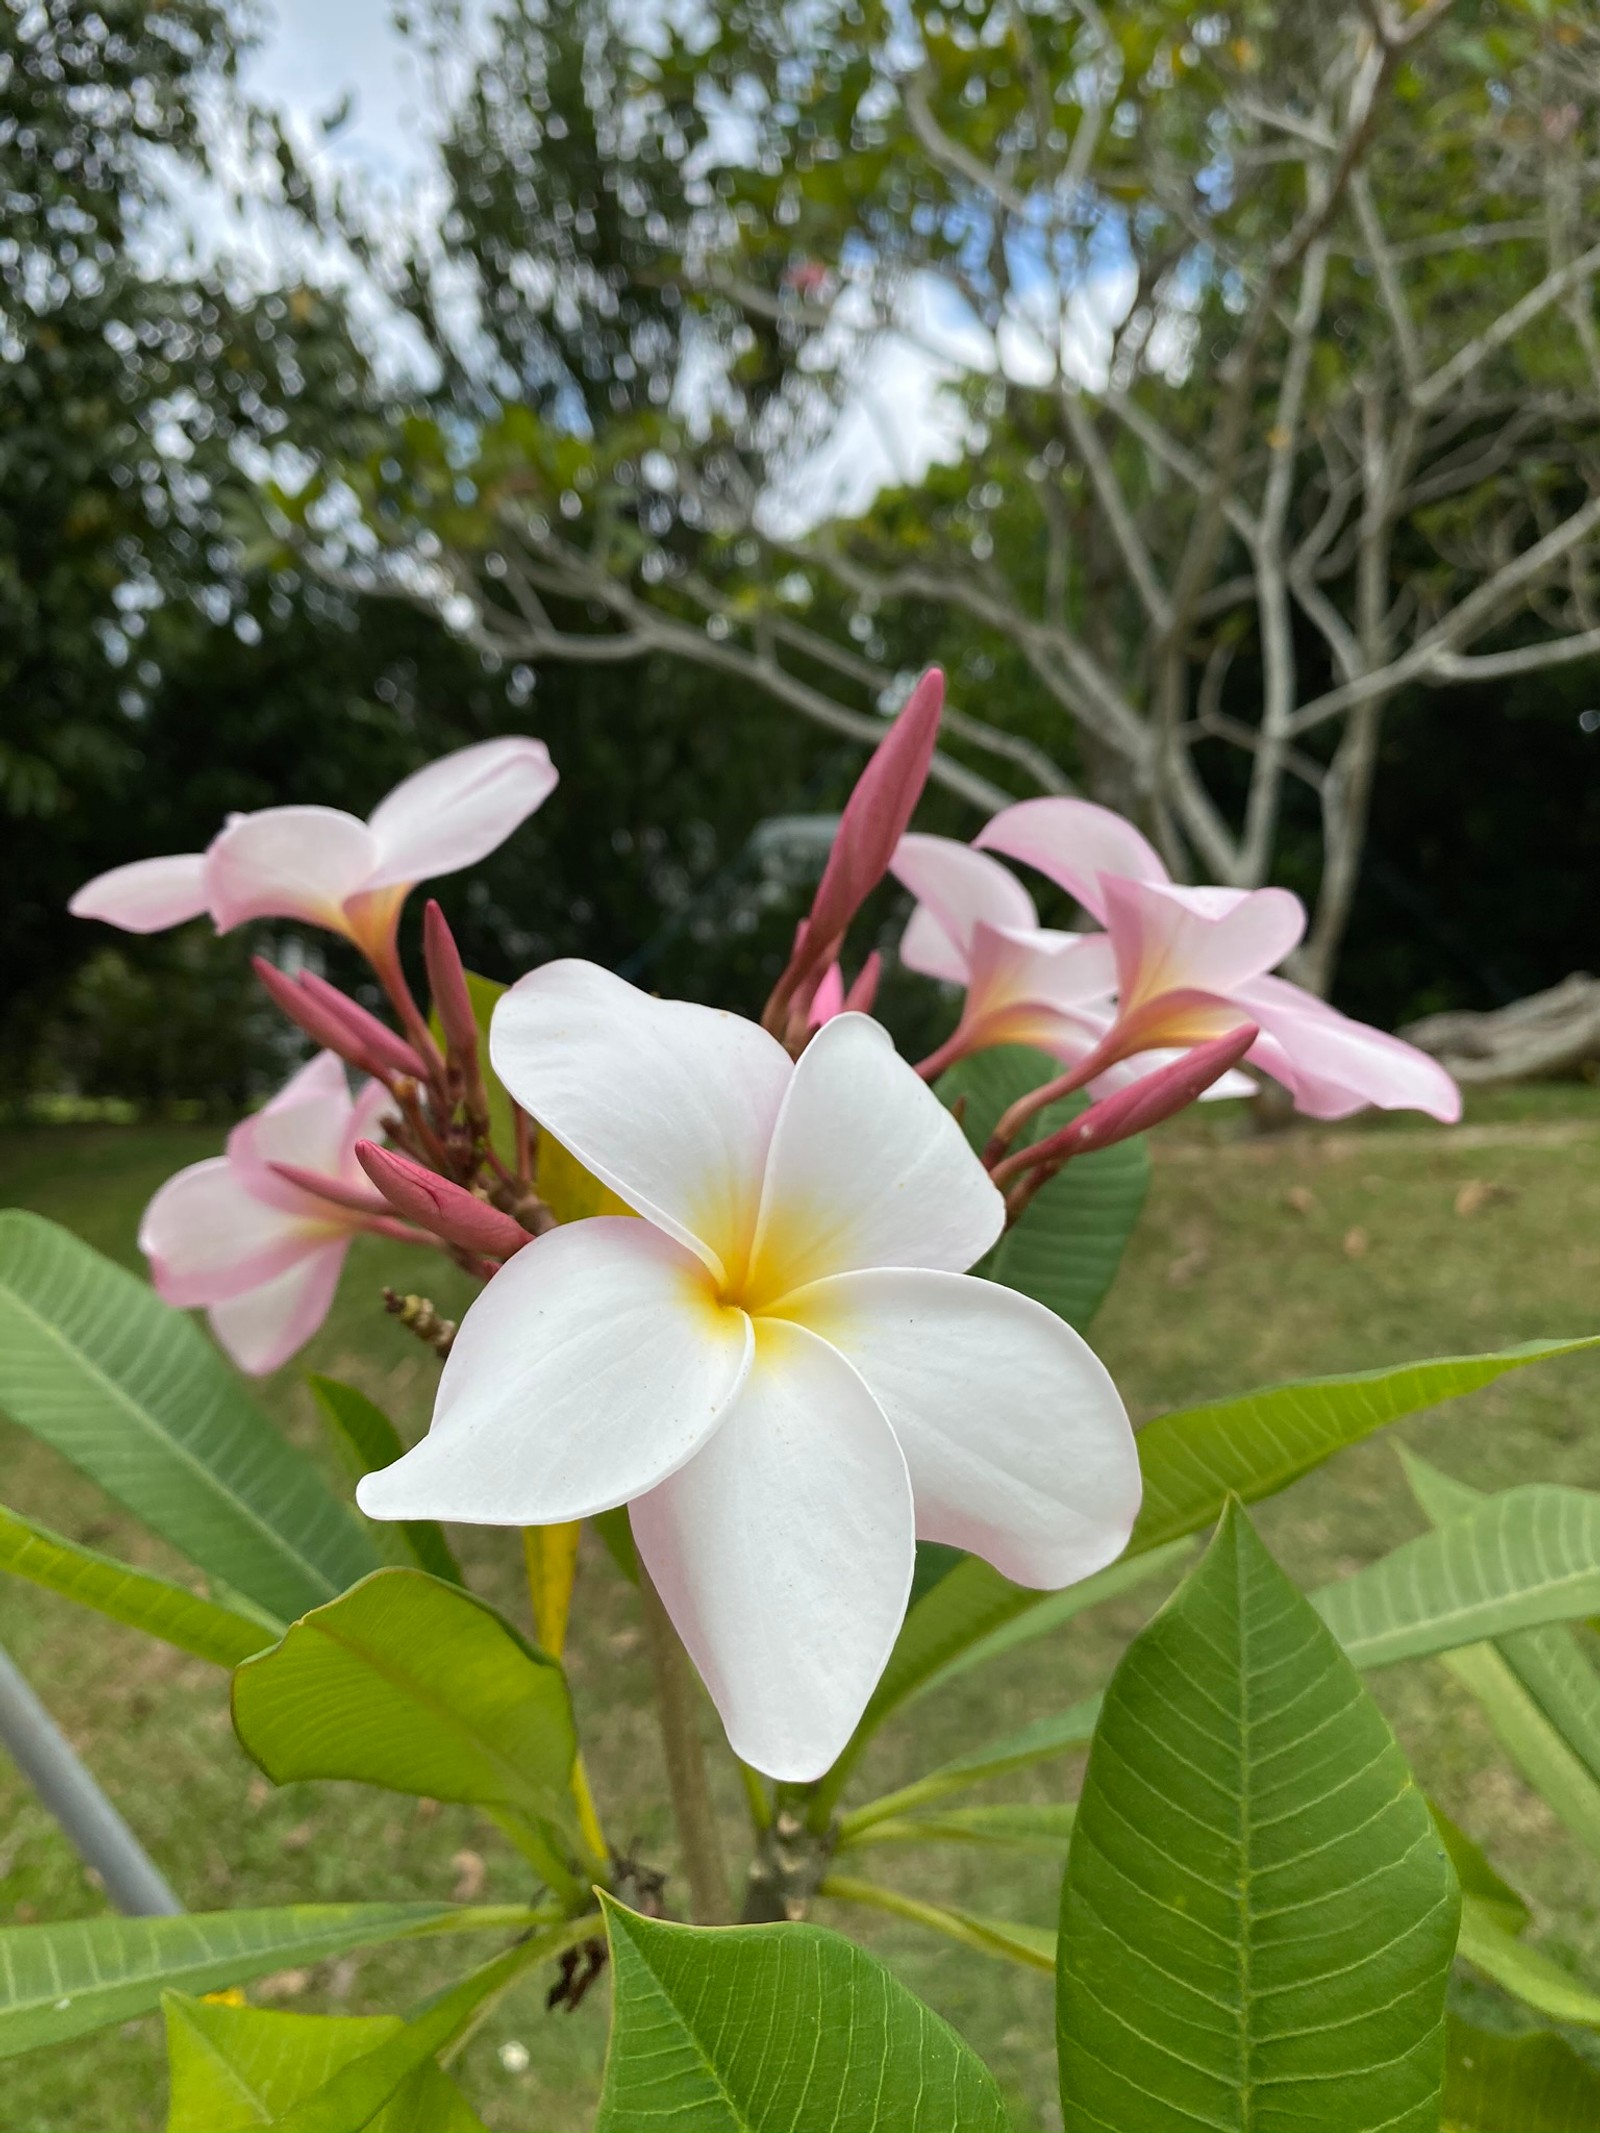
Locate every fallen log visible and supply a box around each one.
[1401,973,1600,1084]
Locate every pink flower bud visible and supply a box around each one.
[765,668,943,1033]
[843,951,883,1015]
[355,1141,533,1259]
[299,971,434,1081]
[252,957,426,1083]
[995,1024,1258,1190]
[422,900,484,1087]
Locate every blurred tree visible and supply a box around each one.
[301,0,1600,999]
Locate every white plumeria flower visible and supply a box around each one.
[358,962,1140,1781]
[68,736,557,967]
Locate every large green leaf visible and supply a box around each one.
[1406,1453,1600,1856]
[1058,1501,1458,2133]
[595,1897,1009,2132]
[0,1902,525,2059]
[0,1500,274,1667]
[0,1212,380,1619]
[1131,1336,1600,1555]
[1443,2013,1600,2132]
[232,1569,577,1838]
[307,1376,463,1585]
[1457,1898,1600,2027]
[1313,1486,1600,1667]
[938,1043,1148,1330]
[163,1994,489,2133]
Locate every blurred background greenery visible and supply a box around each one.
[4,0,1600,1113]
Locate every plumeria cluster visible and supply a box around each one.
[73,673,1457,1779]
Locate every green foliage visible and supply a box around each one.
[1442,2015,1600,2133]
[231,1570,579,1853]
[938,1045,1149,1331]
[1313,1485,1600,1666]
[1058,1502,1459,2133]
[308,1376,463,1584]
[0,1500,274,1668]
[595,1897,1010,2132]
[1131,1337,1600,1553]
[1456,1902,1600,2029]
[0,1904,509,2060]
[162,1994,489,2133]
[0,1212,380,1618]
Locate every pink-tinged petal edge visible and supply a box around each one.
[68,853,210,933]
[206,1239,351,1375]
[362,736,559,892]
[976,795,1169,923]
[203,806,380,934]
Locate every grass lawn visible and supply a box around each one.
[3,1086,1600,2130]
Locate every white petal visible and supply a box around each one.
[784,1268,1140,1589]
[891,833,1038,976]
[204,807,379,934]
[490,961,792,1283]
[68,854,210,933]
[363,737,559,891]
[207,1240,349,1376]
[140,1158,332,1308]
[631,1318,914,1781]
[977,797,1169,922]
[355,1218,751,1526]
[746,1014,1002,1304]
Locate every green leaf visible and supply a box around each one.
[841,1697,1103,1838]
[1131,1336,1600,1555]
[938,1044,1148,1330]
[595,1896,1010,2131]
[231,1570,577,1838]
[0,1212,380,1619]
[1443,2013,1600,2132]
[1405,1452,1600,1856]
[0,1902,521,2060]
[1058,1501,1459,2133]
[1429,1802,1530,1935]
[1457,1898,1600,2027]
[163,1995,490,2133]
[307,1376,463,1585]
[840,1801,1076,1855]
[0,1500,275,1667]
[268,1929,578,2133]
[1313,1486,1600,1667]
[813,1540,1185,1817]
[819,1874,1056,1970]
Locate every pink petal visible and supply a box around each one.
[355,1218,752,1525]
[490,960,792,1285]
[1235,974,1462,1122]
[806,963,846,1027]
[206,1239,350,1375]
[362,737,558,892]
[631,1318,914,1780]
[787,1268,1139,1589]
[1101,876,1305,1006]
[68,854,210,933]
[204,807,380,934]
[226,1054,356,1212]
[891,833,1039,980]
[976,796,1169,922]
[140,1158,331,1308]
[746,1013,1002,1303]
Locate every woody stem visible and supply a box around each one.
[637,1563,732,1925]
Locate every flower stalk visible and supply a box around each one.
[636,1562,732,1925]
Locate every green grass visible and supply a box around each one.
[2,1088,1600,2130]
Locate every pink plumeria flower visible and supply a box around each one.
[68,737,558,977]
[967,798,1460,1122]
[357,961,1139,1781]
[140,1054,393,1375]
[892,833,1255,1099]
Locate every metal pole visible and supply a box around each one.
[0,1640,181,1916]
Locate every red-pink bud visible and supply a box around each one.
[843,951,883,1015]
[422,900,483,1085]
[355,1141,534,1259]
[995,1024,1257,1187]
[764,668,943,1033]
[300,971,432,1081]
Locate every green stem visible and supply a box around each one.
[637,1565,732,1924]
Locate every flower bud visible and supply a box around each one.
[422,900,485,1098]
[355,1141,534,1259]
[252,957,427,1083]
